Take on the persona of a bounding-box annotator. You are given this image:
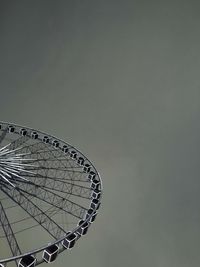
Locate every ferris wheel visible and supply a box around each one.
[0,122,102,267]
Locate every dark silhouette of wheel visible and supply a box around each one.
[0,122,102,267]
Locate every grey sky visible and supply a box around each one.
[0,1,200,266]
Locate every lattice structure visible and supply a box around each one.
[0,122,102,267]
[0,202,22,257]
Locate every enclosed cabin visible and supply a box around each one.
[20,128,27,136]
[90,198,101,210]
[83,163,91,173]
[88,171,96,181]
[91,179,100,190]
[76,220,89,236]
[18,255,36,267]
[52,140,59,148]
[62,232,77,249]
[31,131,38,139]
[43,244,59,263]
[77,157,84,166]
[84,208,97,223]
[8,125,15,133]
[62,145,68,154]
[69,150,77,159]
[91,189,101,200]
[43,136,49,143]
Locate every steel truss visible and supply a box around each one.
[1,186,66,239]
[0,121,102,266]
[0,202,22,257]
[17,182,87,219]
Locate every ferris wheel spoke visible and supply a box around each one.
[19,144,77,171]
[20,143,83,176]
[1,187,67,240]
[15,173,91,199]
[9,141,49,158]
[40,177,90,199]
[24,164,87,182]
[18,172,89,184]
[25,158,81,169]
[23,173,90,183]
[36,176,91,199]
[17,182,87,219]
[0,202,22,265]
[26,152,76,165]
[19,142,64,160]
[33,144,78,172]
[30,157,78,163]
[17,176,91,199]
[29,166,84,173]
[31,168,86,183]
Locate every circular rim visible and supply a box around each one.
[0,121,103,266]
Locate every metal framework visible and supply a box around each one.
[0,122,102,267]
[0,202,22,257]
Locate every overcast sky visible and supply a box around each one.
[0,1,200,267]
